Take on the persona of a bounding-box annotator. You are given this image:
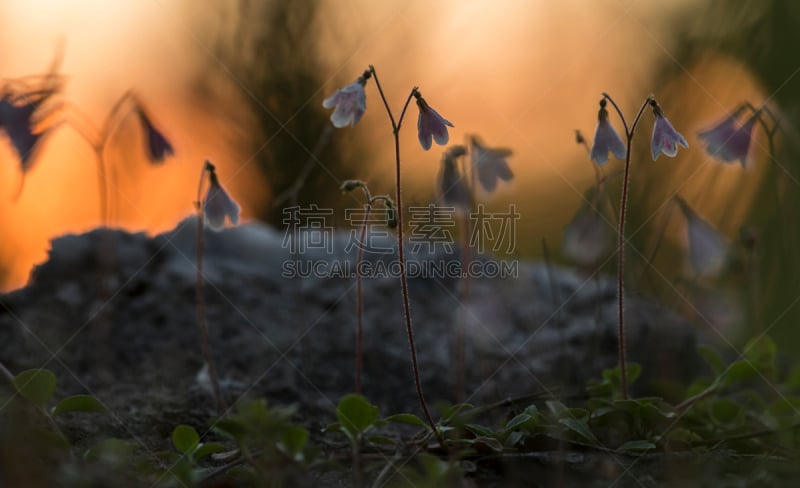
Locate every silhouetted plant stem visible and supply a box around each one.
[602,93,651,400]
[370,66,442,446]
[64,91,147,224]
[195,163,227,416]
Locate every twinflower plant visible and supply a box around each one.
[589,93,687,399]
[324,66,452,446]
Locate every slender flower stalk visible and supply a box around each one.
[368,65,443,446]
[438,146,472,403]
[195,160,234,416]
[339,180,394,395]
[597,94,653,399]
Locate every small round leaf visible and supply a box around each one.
[14,369,56,406]
[53,395,106,415]
[172,425,200,455]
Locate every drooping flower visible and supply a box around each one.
[675,196,728,279]
[136,105,174,163]
[203,161,241,231]
[650,100,688,160]
[0,77,63,170]
[562,187,614,266]
[589,100,626,164]
[0,95,50,173]
[322,70,370,128]
[470,136,513,193]
[415,91,453,151]
[437,145,472,211]
[698,112,757,167]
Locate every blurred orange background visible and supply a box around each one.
[0,0,769,291]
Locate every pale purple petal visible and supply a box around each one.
[651,114,688,160]
[204,179,241,231]
[698,114,756,167]
[471,136,514,193]
[322,81,366,128]
[417,99,453,151]
[676,197,728,278]
[562,204,614,266]
[590,119,626,165]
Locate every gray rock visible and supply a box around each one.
[0,219,703,447]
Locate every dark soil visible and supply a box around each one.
[1,219,761,486]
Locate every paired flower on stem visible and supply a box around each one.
[323,67,452,446]
[589,97,687,165]
[587,93,687,400]
[323,74,454,151]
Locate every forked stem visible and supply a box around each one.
[370,66,443,446]
[601,93,652,400]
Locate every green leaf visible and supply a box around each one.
[336,394,379,441]
[437,402,475,422]
[366,435,396,446]
[744,336,777,379]
[465,423,495,438]
[52,395,106,415]
[13,369,56,406]
[504,413,532,431]
[280,426,309,458]
[617,440,656,453]
[666,428,702,444]
[194,442,226,461]
[507,431,525,447]
[545,400,569,417]
[697,345,724,376]
[724,360,759,386]
[558,418,596,444]
[711,399,742,424]
[603,363,641,386]
[172,425,200,455]
[470,436,504,452]
[212,419,248,444]
[385,413,430,429]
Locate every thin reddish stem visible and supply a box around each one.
[602,93,651,400]
[196,163,227,416]
[370,66,442,446]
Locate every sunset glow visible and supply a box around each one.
[0,0,768,290]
